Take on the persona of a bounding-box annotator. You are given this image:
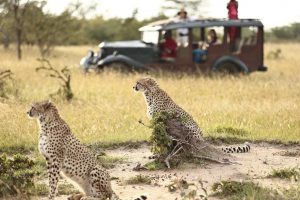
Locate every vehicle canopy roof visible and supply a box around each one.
[139,18,263,32]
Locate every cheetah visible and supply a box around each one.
[133,77,250,154]
[27,100,119,200]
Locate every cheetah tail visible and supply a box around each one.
[221,142,251,153]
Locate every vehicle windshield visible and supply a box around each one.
[141,31,159,44]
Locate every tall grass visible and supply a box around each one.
[0,43,299,153]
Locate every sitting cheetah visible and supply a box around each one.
[133,77,204,140]
[133,77,250,153]
[27,100,119,200]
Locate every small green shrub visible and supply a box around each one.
[268,167,300,181]
[0,154,36,198]
[125,174,152,185]
[212,180,282,200]
[143,160,167,171]
[33,182,79,196]
[149,112,173,156]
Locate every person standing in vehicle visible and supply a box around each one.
[227,0,238,19]
[176,8,189,47]
[227,0,239,51]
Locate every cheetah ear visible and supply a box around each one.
[43,100,52,110]
[147,78,157,87]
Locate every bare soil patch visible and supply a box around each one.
[43,143,299,200]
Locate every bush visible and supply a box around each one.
[0,154,36,198]
[149,112,173,156]
[212,181,282,200]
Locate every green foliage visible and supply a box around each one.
[125,174,152,185]
[0,154,36,198]
[149,112,173,156]
[266,23,300,42]
[211,181,282,200]
[268,167,300,181]
[143,160,167,171]
[33,182,79,196]
[25,4,78,57]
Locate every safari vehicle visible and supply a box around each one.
[80,18,268,73]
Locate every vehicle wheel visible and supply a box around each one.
[215,61,243,74]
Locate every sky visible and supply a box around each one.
[45,0,300,29]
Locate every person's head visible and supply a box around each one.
[163,30,172,39]
[208,29,217,43]
[177,8,187,19]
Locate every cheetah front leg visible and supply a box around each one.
[46,158,61,200]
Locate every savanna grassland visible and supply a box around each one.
[0,43,299,154]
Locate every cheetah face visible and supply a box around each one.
[133,81,147,92]
[133,78,158,92]
[27,100,52,119]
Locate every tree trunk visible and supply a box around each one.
[16,28,22,60]
[162,116,235,168]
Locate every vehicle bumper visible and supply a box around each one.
[257,65,268,72]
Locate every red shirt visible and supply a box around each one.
[227,0,238,19]
[160,38,177,58]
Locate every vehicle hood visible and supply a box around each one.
[98,40,149,48]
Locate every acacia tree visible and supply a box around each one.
[0,0,36,59]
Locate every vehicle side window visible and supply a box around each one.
[241,26,258,45]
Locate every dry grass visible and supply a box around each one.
[0,43,299,153]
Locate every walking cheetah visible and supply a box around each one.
[133,77,250,153]
[27,100,119,200]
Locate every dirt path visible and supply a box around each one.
[49,143,299,200]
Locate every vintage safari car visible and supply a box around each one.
[80,18,268,73]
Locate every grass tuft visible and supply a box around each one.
[211,180,282,200]
[125,174,152,185]
[96,155,127,169]
[267,167,300,180]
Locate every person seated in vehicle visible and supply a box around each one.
[159,30,177,62]
[207,29,220,45]
[193,29,220,63]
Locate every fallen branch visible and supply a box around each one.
[36,58,73,101]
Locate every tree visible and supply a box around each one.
[0,0,37,59]
[25,6,75,57]
[0,9,10,48]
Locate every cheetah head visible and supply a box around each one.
[133,77,158,92]
[27,100,55,120]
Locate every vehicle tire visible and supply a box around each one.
[215,61,241,74]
